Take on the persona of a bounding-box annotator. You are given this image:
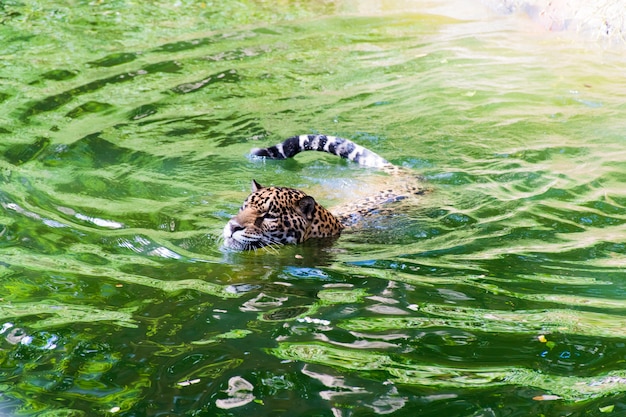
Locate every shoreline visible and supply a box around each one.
[483,0,626,43]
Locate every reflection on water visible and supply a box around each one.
[1,0,626,415]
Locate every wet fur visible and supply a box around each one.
[223,135,425,250]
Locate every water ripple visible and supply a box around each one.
[2,2,626,415]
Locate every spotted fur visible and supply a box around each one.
[223,135,425,250]
[223,180,343,250]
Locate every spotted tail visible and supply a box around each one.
[251,135,391,169]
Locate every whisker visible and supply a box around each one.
[261,243,280,254]
[258,236,282,254]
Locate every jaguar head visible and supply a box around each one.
[223,180,340,250]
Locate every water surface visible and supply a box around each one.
[1,1,626,416]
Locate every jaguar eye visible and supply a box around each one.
[254,213,277,228]
[254,216,264,227]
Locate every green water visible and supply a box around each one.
[1,1,626,415]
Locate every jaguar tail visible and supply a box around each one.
[251,135,391,169]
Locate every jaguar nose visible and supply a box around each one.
[226,220,245,236]
[224,220,243,239]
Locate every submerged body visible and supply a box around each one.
[223,135,424,251]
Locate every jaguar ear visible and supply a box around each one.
[251,179,263,192]
[298,196,316,220]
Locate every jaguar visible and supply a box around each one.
[222,134,425,250]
